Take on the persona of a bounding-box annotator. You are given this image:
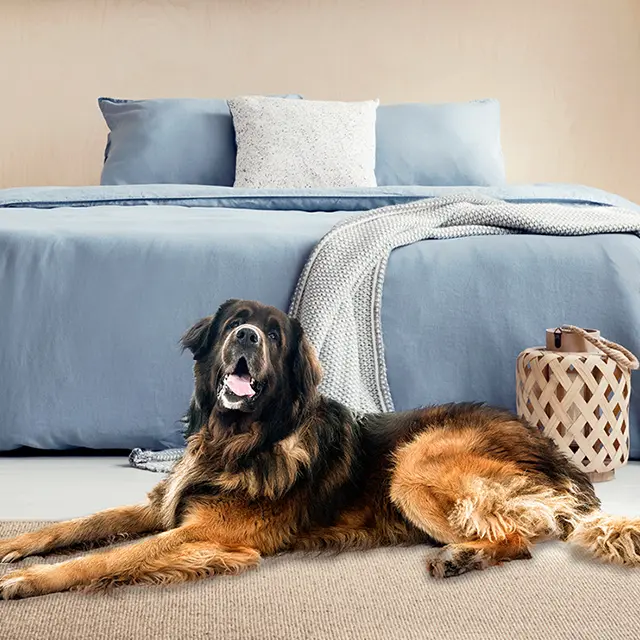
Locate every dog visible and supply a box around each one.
[1,299,639,600]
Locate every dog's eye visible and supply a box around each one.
[267,330,279,341]
[228,319,241,330]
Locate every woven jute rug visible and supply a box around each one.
[1,521,639,640]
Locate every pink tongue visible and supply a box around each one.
[226,374,255,398]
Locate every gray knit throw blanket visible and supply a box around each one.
[130,195,640,472]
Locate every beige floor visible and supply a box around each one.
[3,518,640,640]
[1,459,640,640]
[0,456,638,520]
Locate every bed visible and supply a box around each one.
[1,182,639,458]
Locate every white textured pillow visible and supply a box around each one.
[228,96,379,189]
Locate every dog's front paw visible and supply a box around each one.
[0,541,27,564]
[0,566,53,600]
[0,534,47,563]
[0,550,23,564]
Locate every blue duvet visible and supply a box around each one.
[1,184,639,458]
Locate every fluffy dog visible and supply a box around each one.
[1,299,638,599]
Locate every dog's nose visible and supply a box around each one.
[236,326,260,347]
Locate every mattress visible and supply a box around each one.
[1,183,639,457]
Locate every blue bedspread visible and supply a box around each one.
[1,184,640,457]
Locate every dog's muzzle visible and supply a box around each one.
[220,325,265,400]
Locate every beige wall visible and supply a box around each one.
[1,0,639,201]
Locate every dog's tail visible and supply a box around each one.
[568,511,640,566]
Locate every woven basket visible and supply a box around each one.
[516,325,638,482]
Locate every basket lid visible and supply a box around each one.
[545,328,602,354]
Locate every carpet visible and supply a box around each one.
[1,521,639,640]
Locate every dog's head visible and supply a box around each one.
[181,300,322,423]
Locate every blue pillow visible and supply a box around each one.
[375,99,505,186]
[99,95,301,186]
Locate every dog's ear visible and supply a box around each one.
[181,316,215,361]
[290,319,323,401]
[181,299,239,361]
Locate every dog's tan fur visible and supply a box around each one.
[1,300,638,600]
